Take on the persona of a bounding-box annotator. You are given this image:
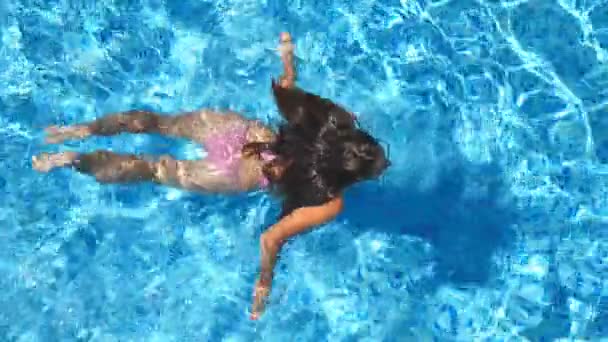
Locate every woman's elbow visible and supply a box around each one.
[331,195,345,217]
[260,231,284,252]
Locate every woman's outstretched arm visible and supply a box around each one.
[250,195,344,320]
[270,33,357,132]
[278,32,296,89]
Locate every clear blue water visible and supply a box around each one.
[1,0,607,340]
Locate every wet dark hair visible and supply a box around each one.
[270,79,357,136]
[246,81,390,217]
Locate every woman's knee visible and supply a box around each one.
[73,151,109,173]
[123,110,161,132]
[154,155,180,184]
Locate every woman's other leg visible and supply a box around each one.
[32,151,246,193]
[44,109,251,145]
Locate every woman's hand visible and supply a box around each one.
[277,32,296,89]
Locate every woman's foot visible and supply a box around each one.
[44,125,91,144]
[32,152,78,172]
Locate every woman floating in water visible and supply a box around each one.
[32,32,390,319]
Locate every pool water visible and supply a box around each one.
[1,0,607,340]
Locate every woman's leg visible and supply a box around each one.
[32,151,160,184]
[44,109,251,145]
[45,110,170,144]
[32,151,246,192]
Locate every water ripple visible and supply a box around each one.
[1,0,607,340]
